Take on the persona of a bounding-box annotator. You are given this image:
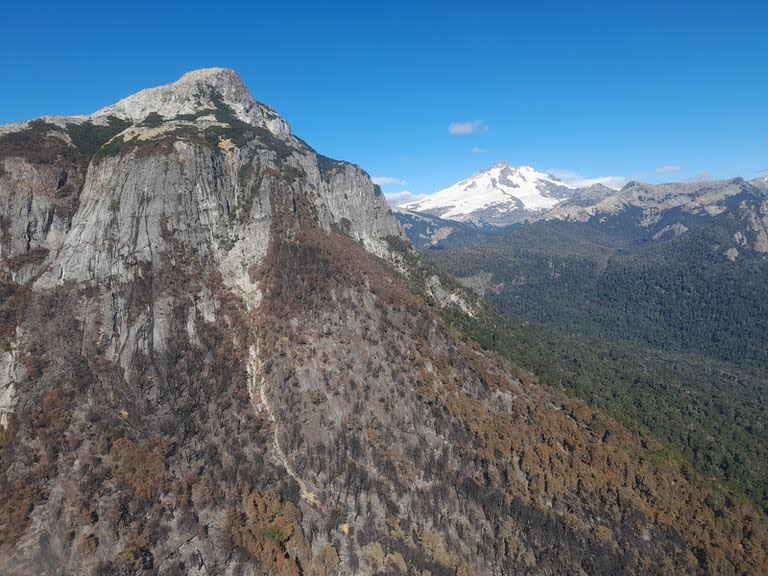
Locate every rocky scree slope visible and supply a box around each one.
[0,69,766,575]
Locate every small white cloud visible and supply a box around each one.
[385,190,426,206]
[372,176,406,186]
[656,165,682,174]
[549,169,628,190]
[471,146,487,153]
[685,171,711,183]
[448,120,486,135]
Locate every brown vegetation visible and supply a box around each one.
[0,387,76,547]
[110,435,171,502]
[255,226,768,575]
[228,491,304,576]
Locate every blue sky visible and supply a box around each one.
[2,1,766,203]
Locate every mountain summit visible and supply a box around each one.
[403,162,575,226]
[92,67,291,138]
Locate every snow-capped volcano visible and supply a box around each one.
[403,162,575,226]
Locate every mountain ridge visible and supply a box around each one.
[401,164,768,238]
[0,68,291,142]
[399,170,768,258]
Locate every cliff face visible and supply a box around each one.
[0,70,766,575]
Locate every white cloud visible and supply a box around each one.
[549,169,628,190]
[448,120,486,135]
[372,176,406,186]
[656,165,682,174]
[685,171,711,183]
[385,190,426,206]
[471,146,487,153]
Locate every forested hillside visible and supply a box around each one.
[413,215,768,515]
[432,218,768,369]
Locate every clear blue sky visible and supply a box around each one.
[2,0,766,201]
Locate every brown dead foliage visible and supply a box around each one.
[3,247,49,273]
[0,280,30,349]
[110,435,171,502]
[0,129,78,167]
[228,491,304,576]
[256,225,768,575]
[0,387,76,546]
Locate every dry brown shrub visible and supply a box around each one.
[75,533,98,555]
[0,388,75,546]
[308,544,341,576]
[228,490,303,576]
[110,435,171,502]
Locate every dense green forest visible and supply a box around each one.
[404,217,768,515]
[431,219,768,371]
[443,305,768,514]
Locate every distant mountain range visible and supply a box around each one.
[397,164,768,259]
[402,162,577,226]
[391,207,493,249]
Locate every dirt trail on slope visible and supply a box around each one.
[247,345,321,508]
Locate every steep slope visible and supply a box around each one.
[0,70,767,575]
[425,204,768,512]
[403,163,575,226]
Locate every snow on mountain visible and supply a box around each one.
[403,162,575,226]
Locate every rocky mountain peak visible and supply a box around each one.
[620,180,643,191]
[0,68,403,294]
[178,66,245,85]
[93,67,291,138]
[484,162,543,178]
[486,160,515,171]
[403,162,575,226]
[749,175,768,192]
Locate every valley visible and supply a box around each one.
[398,169,768,517]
